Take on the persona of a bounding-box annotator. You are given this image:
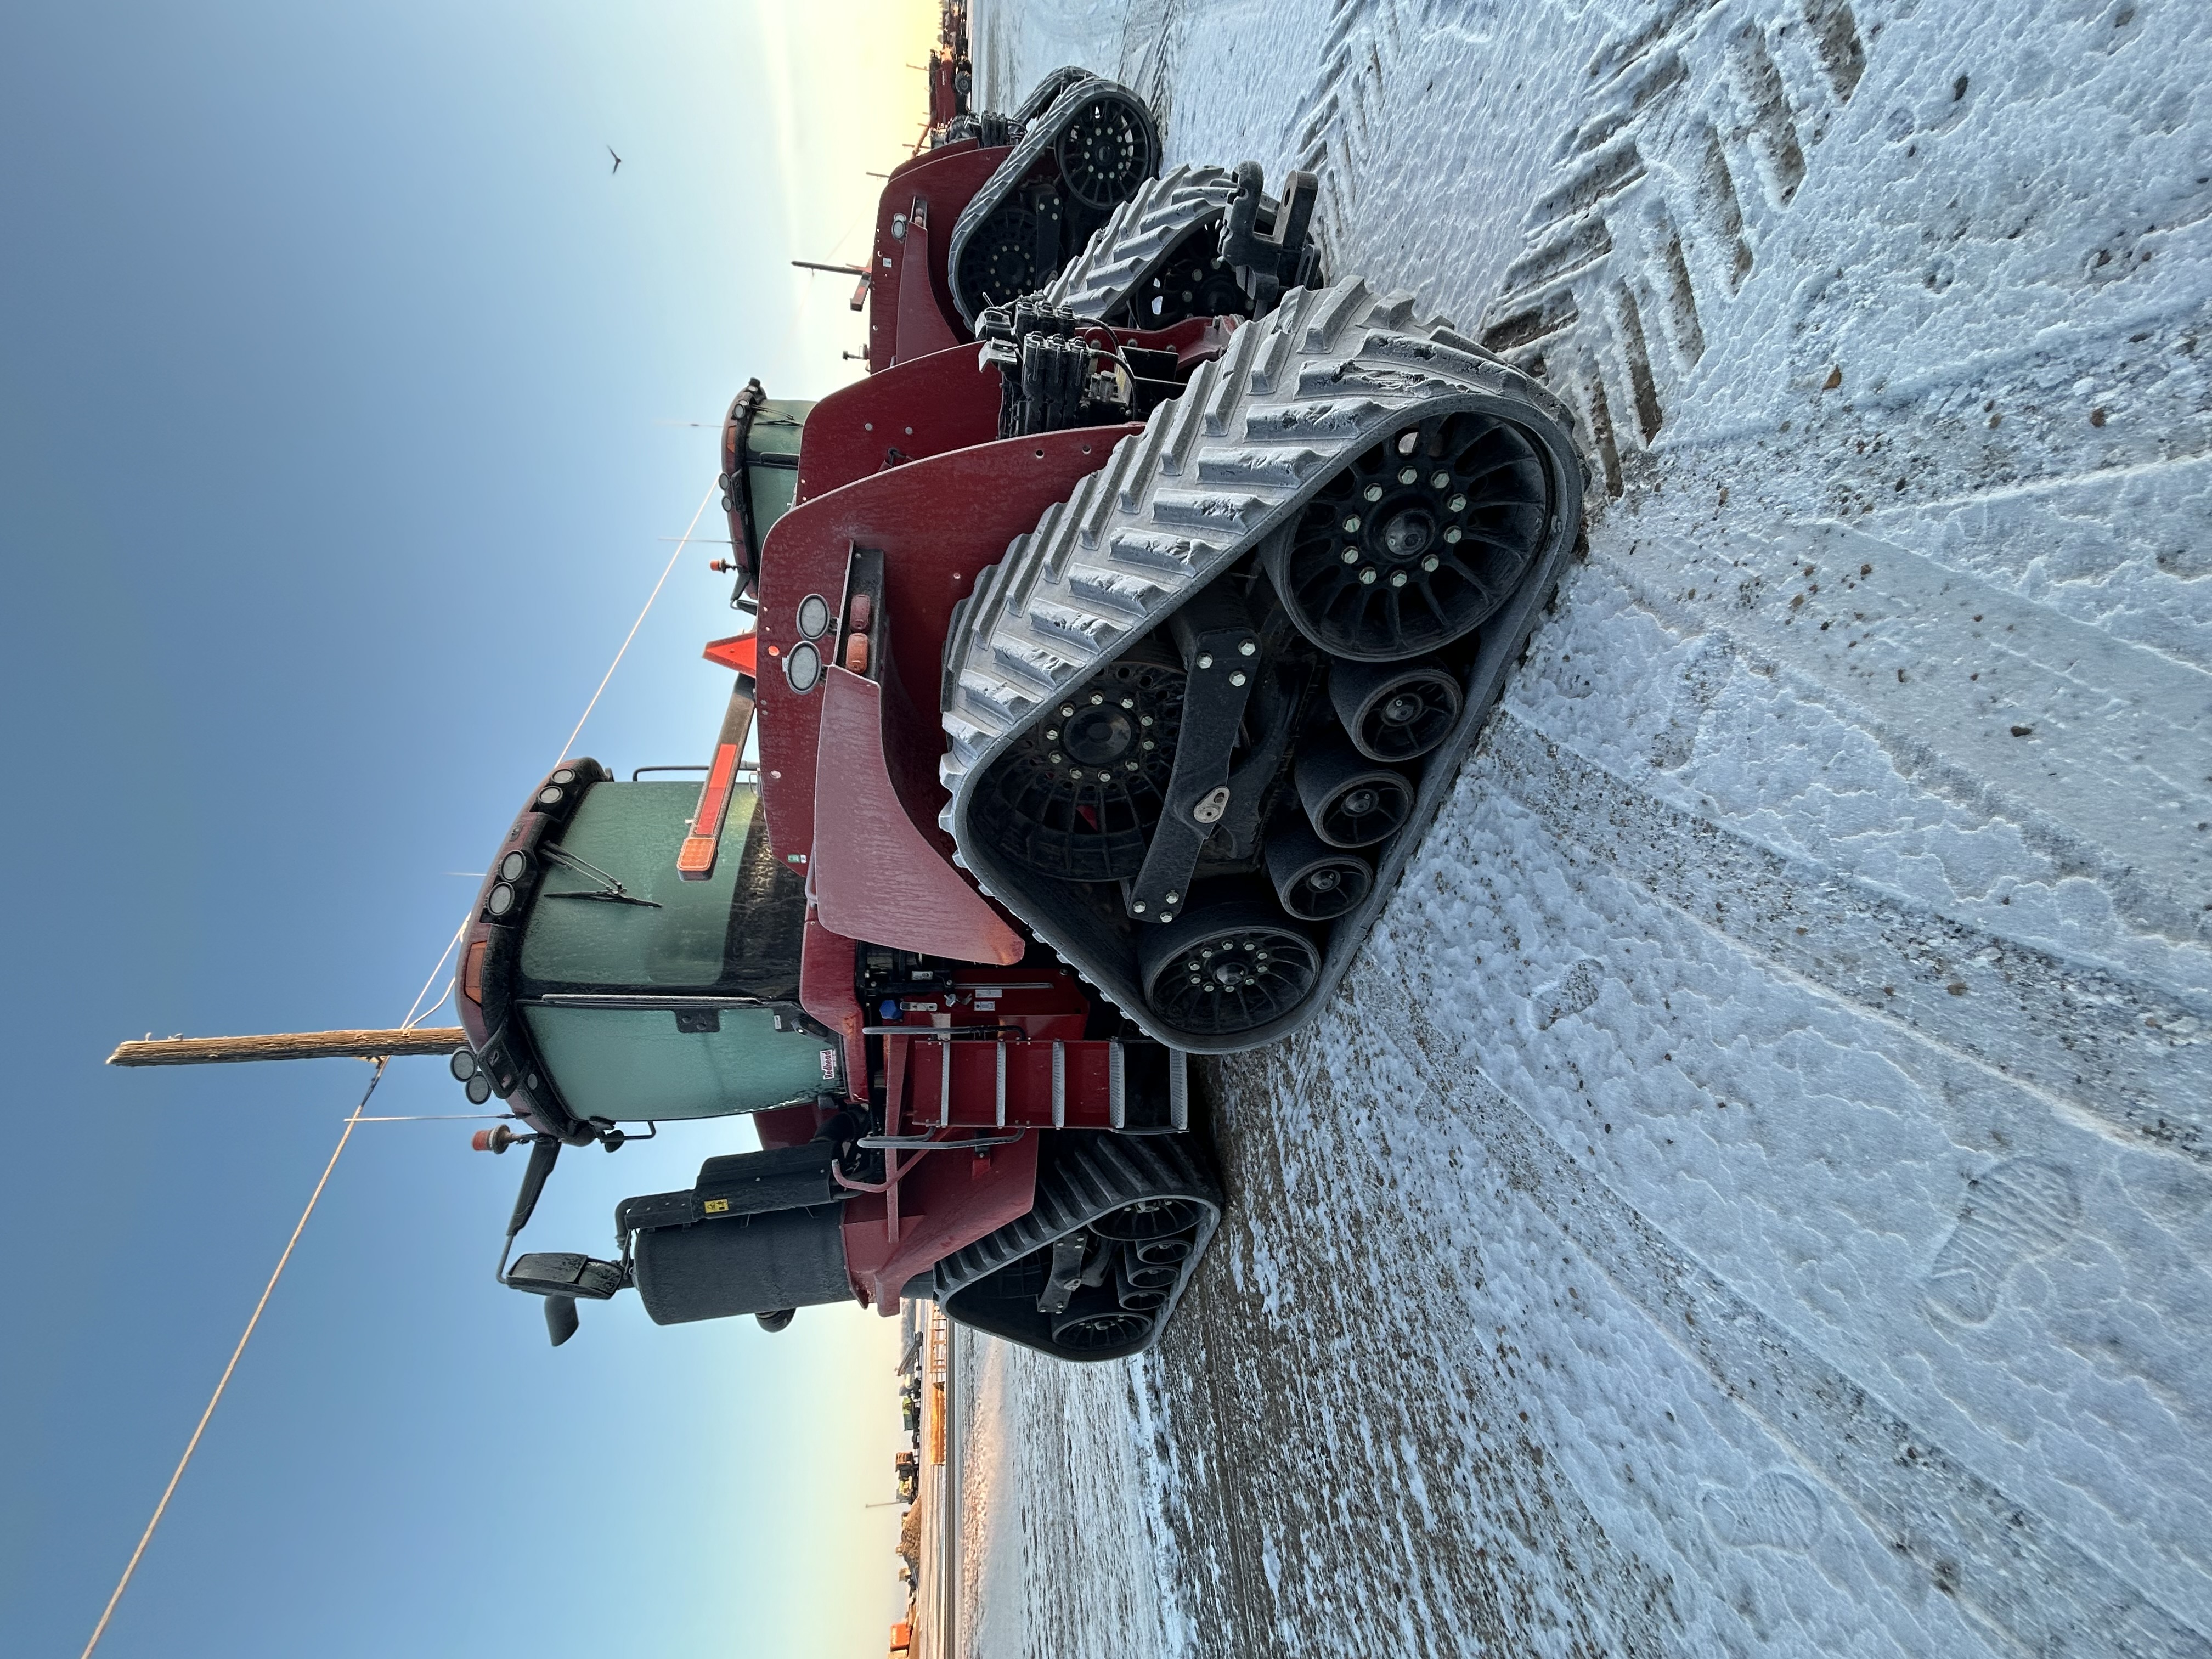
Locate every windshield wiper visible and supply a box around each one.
[539,845,663,909]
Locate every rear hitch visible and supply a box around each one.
[1221,162,1319,315]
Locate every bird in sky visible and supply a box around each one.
[608,145,623,175]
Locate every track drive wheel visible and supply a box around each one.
[1138,896,1321,1037]
[1262,408,1554,661]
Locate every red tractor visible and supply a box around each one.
[854,65,1310,375]
[457,149,1585,1360]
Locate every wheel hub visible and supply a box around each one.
[1378,504,1435,560]
[1063,702,1136,764]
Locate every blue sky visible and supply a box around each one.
[0,3,938,1653]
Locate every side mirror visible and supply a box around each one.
[544,1296,580,1347]
[507,1252,625,1300]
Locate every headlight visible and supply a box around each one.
[785,640,822,693]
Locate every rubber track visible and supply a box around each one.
[1011,65,1091,126]
[938,277,1588,1049]
[934,1131,1223,1362]
[1043,163,1243,321]
[946,75,1160,326]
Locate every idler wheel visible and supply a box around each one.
[968,652,1183,881]
[1262,409,1553,661]
[1053,91,1155,211]
[955,200,1041,313]
[1328,657,1463,763]
[1131,242,1250,326]
[1138,895,1321,1037]
[1263,816,1374,921]
[1294,730,1412,848]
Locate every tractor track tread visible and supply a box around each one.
[1044,165,1245,322]
[948,76,1161,327]
[938,275,1587,1046]
[933,1129,1224,1363]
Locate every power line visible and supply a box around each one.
[79,1063,386,1659]
[557,482,716,764]
[83,483,720,1656]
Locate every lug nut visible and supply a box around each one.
[1229,671,1247,685]
[1049,752,1063,764]
[1431,470,1451,489]
[1421,554,1441,572]
[1362,483,1384,502]
[1359,568,1378,584]
[1121,697,1136,708]
[1197,653,1213,669]
[1398,466,1417,485]
[1340,548,1360,565]
[1448,493,1467,512]
[1060,703,1075,718]
[1238,640,1256,656]
[1444,527,1464,544]
[1090,692,1104,704]
[1389,572,1408,587]
[1343,514,1362,533]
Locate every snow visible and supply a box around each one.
[955,0,2211,1652]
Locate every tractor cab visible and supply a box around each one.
[453,758,868,1346]
[454,761,833,1140]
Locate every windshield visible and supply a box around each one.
[522,1004,828,1121]
[514,780,822,1120]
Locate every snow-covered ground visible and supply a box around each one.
[958,1,2211,1654]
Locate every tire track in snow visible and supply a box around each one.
[1480,709,2212,1167]
[1578,510,2212,946]
[1477,0,1875,490]
[1154,1050,1686,1659]
[1353,979,2212,1659]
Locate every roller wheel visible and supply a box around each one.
[968,653,1184,881]
[1050,1304,1154,1353]
[1328,657,1463,762]
[1264,816,1374,919]
[1294,731,1413,849]
[1139,896,1321,1037]
[1091,1197,1210,1242]
[1263,409,1553,661]
[1054,93,1154,211]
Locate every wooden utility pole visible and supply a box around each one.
[106,1029,467,1068]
